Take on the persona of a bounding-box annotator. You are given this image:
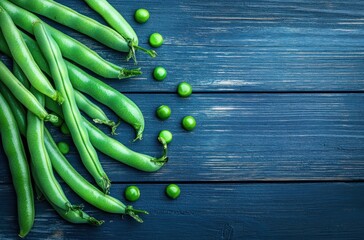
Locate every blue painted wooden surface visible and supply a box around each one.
[1,0,364,239]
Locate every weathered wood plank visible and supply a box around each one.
[1,182,364,239]
[1,93,363,184]
[17,0,362,92]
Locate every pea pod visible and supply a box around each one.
[74,90,117,133]
[0,0,141,79]
[0,92,34,238]
[9,0,155,61]
[12,61,30,89]
[0,6,63,103]
[0,60,58,124]
[33,21,110,194]
[44,129,148,223]
[0,32,145,140]
[45,99,168,172]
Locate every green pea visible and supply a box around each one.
[159,130,173,144]
[182,116,196,131]
[60,122,70,135]
[153,66,167,81]
[124,185,140,202]
[177,82,192,97]
[134,8,150,23]
[57,142,70,155]
[156,105,171,120]
[166,184,180,199]
[149,33,163,48]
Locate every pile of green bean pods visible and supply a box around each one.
[0,0,168,237]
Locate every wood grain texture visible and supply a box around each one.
[1,182,364,239]
[1,94,363,183]
[48,0,364,92]
[0,0,364,239]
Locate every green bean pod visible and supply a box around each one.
[45,100,167,172]
[0,93,34,238]
[83,0,154,61]
[0,6,63,103]
[74,90,116,132]
[83,0,138,43]
[33,21,111,194]
[0,0,141,79]
[67,62,145,140]
[0,60,58,123]
[31,167,103,226]
[0,32,143,139]
[12,61,30,89]
[44,129,148,223]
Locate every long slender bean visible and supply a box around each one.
[9,0,155,61]
[44,129,148,223]
[34,21,110,194]
[0,0,141,79]
[0,92,34,238]
[0,60,58,123]
[0,6,63,103]
[31,160,103,226]
[45,100,168,172]
[0,32,145,140]
[74,90,116,132]
[83,0,138,45]
[13,61,30,89]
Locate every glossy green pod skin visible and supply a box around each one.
[0,6,63,103]
[12,61,30,89]
[45,99,168,172]
[33,21,110,194]
[0,0,141,79]
[0,60,58,123]
[0,92,34,238]
[0,31,145,140]
[44,129,148,223]
[9,0,129,51]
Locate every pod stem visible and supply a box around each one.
[125,205,149,223]
[44,114,59,124]
[98,175,111,195]
[127,39,157,63]
[53,91,64,104]
[151,137,169,164]
[93,118,117,134]
[118,67,142,79]
[110,120,121,136]
[87,217,104,226]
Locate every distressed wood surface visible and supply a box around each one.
[0,0,364,239]
[1,183,364,240]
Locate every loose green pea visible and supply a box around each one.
[182,116,196,131]
[159,130,173,144]
[177,82,192,97]
[166,184,180,199]
[57,142,70,155]
[156,105,171,120]
[60,123,70,135]
[134,9,150,23]
[153,66,167,81]
[149,33,163,48]
[124,185,140,202]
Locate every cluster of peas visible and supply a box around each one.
[122,9,197,202]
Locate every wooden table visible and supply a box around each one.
[1,0,364,239]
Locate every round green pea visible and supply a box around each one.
[57,142,70,155]
[124,185,140,202]
[166,184,181,199]
[182,116,196,131]
[156,105,171,120]
[60,123,70,135]
[149,33,163,48]
[159,130,173,144]
[134,9,150,23]
[153,66,167,81]
[177,82,192,97]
